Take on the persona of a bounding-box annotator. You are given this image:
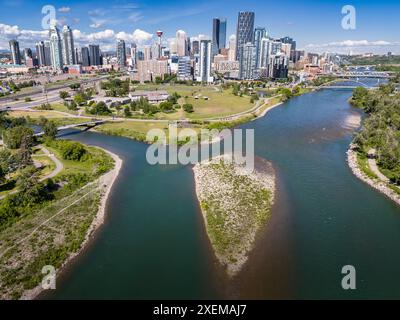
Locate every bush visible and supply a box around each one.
[183,104,194,113]
[48,140,88,161]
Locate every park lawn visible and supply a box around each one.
[95,120,168,142]
[9,110,89,126]
[50,102,79,115]
[95,120,202,143]
[183,89,254,119]
[45,144,111,177]
[145,85,254,120]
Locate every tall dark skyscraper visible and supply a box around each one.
[89,44,101,66]
[235,12,255,65]
[212,18,227,57]
[81,47,90,67]
[9,40,21,65]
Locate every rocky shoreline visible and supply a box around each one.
[20,148,123,300]
[193,156,275,277]
[347,144,400,206]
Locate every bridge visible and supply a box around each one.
[314,78,384,90]
[334,71,390,78]
[35,120,106,137]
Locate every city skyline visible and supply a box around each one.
[0,0,400,54]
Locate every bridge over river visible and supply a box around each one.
[35,120,107,137]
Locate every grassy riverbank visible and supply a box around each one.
[0,139,116,300]
[193,157,275,276]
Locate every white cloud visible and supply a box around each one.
[58,6,71,13]
[0,22,153,51]
[307,40,395,48]
[305,40,400,55]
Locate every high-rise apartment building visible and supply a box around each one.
[191,40,199,56]
[81,47,90,66]
[130,43,138,68]
[228,35,237,61]
[35,41,46,67]
[89,44,101,66]
[239,42,257,80]
[49,26,64,70]
[177,56,193,81]
[212,18,227,57]
[196,40,213,83]
[9,40,21,65]
[62,25,75,65]
[254,27,266,69]
[117,39,127,67]
[235,12,255,64]
[44,41,52,66]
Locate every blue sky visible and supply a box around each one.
[0,0,399,53]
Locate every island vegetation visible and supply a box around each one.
[193,157,275,276]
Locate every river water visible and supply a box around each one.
[42,80,400,299]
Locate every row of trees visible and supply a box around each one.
[351,82,400,183]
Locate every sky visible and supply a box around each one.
[0,0,399,54]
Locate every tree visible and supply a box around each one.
[59,91,70,100]
[2,126,35,149]
[124,106,132,117]
[43,121,58,140]
[74,93,86,106]
[183,104,194,113]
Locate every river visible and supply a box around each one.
[41,79,400,299]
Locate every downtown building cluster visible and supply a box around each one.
[5,11,322,82]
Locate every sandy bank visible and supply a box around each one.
[347,144,400,207]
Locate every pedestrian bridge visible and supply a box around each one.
[35,120,106,137]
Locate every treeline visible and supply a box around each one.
[350,80,400,183]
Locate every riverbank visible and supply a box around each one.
[18,148,123,300]
[193,156,275,277]
[347,144,400,206]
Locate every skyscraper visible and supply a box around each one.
[24,48,32,60]
[254,27,266,69]
[196,40,213,83]
[49,26,64,70]
[130,43,138,68]
[44,41,52,66]
[176,30,187,57]
[212,18,227,57]
[235,12,255,65]
[35,41,46,67]
[9,40,21,65]
[178,56,193,81]
[280,36,296,51]
[62,25,75,65]
[228,35,237,61]
[81,47,90,66]
[239,42,257,80]
[191,40,200,56]
[89,44,101,66]
[116,39,127,67]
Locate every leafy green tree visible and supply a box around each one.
[59,91,70,100]
[2,126,34,149]
[43,121,58,140]
[124,106,132,117]
[183,104,194,113]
